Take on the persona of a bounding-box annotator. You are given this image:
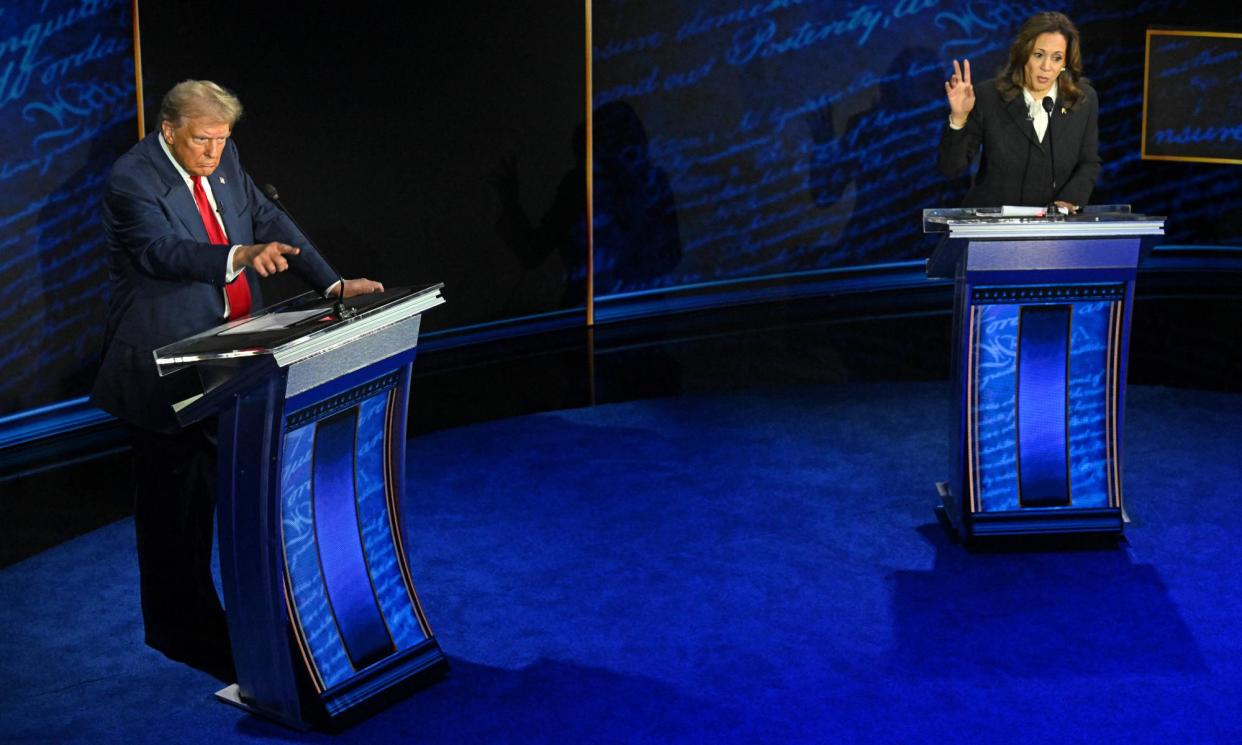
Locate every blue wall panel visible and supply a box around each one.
[974,303,1019,512]
[1,0,135,418]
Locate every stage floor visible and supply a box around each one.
[3,382,1240,743]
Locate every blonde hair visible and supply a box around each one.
[160,80,243,126]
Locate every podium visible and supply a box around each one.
[924,207,1164,540]
[154,284,447,727]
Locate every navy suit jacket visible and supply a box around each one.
[92,131,339,432]
[938,79,1101,208]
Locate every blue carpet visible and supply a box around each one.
[2,383,1240,743]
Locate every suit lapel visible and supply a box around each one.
[1005,94,1042,149]
[210,173,236,241]
[1050,93,1072,159]
[142,134,210,242]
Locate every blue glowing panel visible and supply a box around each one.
[1017,306,1071,507]
[281,422,353,688]
[1067,301,1112,508]
[974,304,1019,512]
[355,392,426,649]
[0,1,136,417]
[312,410,395,670]
[591,1,1242,304]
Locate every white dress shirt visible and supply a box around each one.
[158,134,244,316]
[1022,81,1059,143]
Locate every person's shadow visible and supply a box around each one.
[807,47,966,264]
[491,100,682,312]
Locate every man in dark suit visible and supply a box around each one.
[92,80,382,680]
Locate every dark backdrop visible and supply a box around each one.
[137,2,587,331]
[4,1,1242,421]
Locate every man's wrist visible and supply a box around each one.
[225,245,244,281]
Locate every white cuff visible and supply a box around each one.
[225,245,244,282]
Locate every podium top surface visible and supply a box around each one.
[155,283,444,374]
[923,205,1165,239]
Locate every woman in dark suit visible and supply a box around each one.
[938,11,1100,212]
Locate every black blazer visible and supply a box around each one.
[938,78,1100,208]
[91,131,339,432]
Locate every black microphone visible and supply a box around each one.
[261,183,355,319]
[1042,96,1057,207]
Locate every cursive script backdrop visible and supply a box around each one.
[1143,29,1242,164]
[5,2,1242,422]
[0,0,135,418]
[591,0,1242,298]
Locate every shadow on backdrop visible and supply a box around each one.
[491,100,682,309]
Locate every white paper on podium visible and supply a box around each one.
[218,309,329,335]
[999,205,1047,217]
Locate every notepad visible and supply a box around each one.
[997,205,1047,217]
[219,309,327,335]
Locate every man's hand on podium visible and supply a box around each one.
[331,278,385,298]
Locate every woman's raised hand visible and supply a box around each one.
[945,59,974,127]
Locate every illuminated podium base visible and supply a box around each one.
[924,208,1163,541]
[157,285,447,727]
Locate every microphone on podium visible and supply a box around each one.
[1042,96,1057,205]
[262,183,355,319]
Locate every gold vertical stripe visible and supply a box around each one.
[283,568,326,694]
[968,306,978,511]
[966,304,979,513]
[584,0,595,327]
[1104,302,1116,506]
[1107,302,1117,506]
[280,502,326,693]
[1140,30,1151,161]
[1110,300,1124,509]
[383,389,434,638]
[131,0,144,139]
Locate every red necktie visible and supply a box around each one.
[193,176,251,319]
